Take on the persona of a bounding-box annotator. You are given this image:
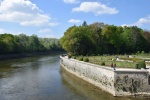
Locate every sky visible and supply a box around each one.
[0,0,150,39]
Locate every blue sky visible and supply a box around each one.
[0,0,150,38]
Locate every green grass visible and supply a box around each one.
[73,55,150,69]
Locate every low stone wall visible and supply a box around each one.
[60,56,150,97]
[114,70,150,96]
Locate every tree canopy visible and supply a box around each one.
[0,33,62,55]
[60,21,150,56]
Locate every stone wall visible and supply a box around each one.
[60,56,150,97]
[114,70,150,96]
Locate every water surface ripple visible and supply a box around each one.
[0,55,149,100]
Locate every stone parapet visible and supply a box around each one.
[60,55,150,97]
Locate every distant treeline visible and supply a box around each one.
[60,21,150,56]
[0,33,62,55]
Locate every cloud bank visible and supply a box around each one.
[122,15,150,27]
[0,0,58,27]
[72,2,119,15]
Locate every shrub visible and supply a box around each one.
[141,51,145,55]
[83,58,89,62]
[68,55,71,59]
[101,62,105,66]
[72,56,76,59]
[135,60,146,69]
[79,57,83,61]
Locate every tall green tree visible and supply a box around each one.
[121,26,148,53]
[88,22,105,54]
[102,25,123,54]
[60,25,93,55]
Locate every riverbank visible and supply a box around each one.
[60,55,150,97]
[0,51,65,61]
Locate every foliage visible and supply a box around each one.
[60,21,150,56]
[101,62,105,66]
[135,60,146,69]
[83,58,89,62]
[60,25,93,55]
[141,51,145,55]
[68,55,71,59]
[79,57,83,61]
[0,33,62,55]
[39,38,62,51]
[72,56,76,59]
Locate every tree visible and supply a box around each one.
[17,34,29,52]
[0,34,20,54]
[60,23,150,55]
[26,34,41,52]
[102,25,123,54]
[82,21,88,27]
[0,40,7,54]
[121,26,148,53]
[60,26,93,55]
[88,22,105,54]
[142,31,150,43]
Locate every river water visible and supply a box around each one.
[0,54,149,100]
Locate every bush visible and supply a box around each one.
[79,57,83,61]
[101,62,105,66]
[68,55,71,59]
[83,58,89,62]
[135,60,146,69]
[72,56,76,59]
[141,51,145,55]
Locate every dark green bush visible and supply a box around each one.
[135,60,146,69]
[72,56,76,59]
[79,57,83,61]
[83,58,89,62]
[68,55,71,59]
[101,62,105,66]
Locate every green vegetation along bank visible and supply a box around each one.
[60,21,150,56]
[0,33,63,55]
[72,54,150,69]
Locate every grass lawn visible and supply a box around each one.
[74,54,150,69]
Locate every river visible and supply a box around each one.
[0,54,149,100]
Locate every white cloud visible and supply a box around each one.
[68,19,81,23]
[38,29,52,33]
[72,2,119,15]
[134,15,150,26]
[63,0,80,4]
[122,15,150,27]
[0,0,58,26]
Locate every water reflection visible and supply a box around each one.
[0,55,149,100]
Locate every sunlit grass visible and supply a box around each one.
[74,54,150,69]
